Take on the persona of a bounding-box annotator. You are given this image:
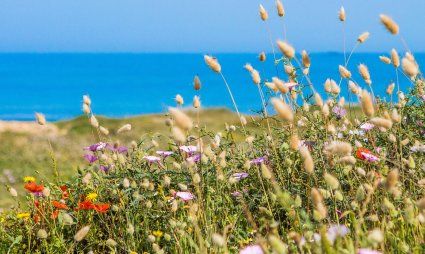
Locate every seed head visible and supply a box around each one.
[369,117,393,130]
[193,75,201,90]
[175,94,184,105]
[299,146,314,174]
[83,95,91,106]
[89,115,99,128]
[358,64,371,85]
[338,7,346,22]
[259,4,268,21]
[117,124,132,134]
[169,107,193,131]
[74,225,90,242]
[204,55,221,73]
[379,56,391,64]
[401,57,419,78]
[259,52,266,62]
[270,97,293,122]
[35,112,46,125]
[357,32,370,43]
[360,89,375,117]
[276,0,285,17]
[391,49,400,67]
[301,50,311,68]
[37,229,48,239]
[277,40,295,59]
[193,96,201,109]
[314,93,323,107]
[339,65,351,79]
[386,83,395,95]
[380,14,399,35]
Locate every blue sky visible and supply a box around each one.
[0,0,423,53]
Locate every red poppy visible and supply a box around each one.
[51,210,60,219]
[24,182,44,193]
[77,200,95,210]
[94,203,110,213]
[60,185,69,199]
[52,200,68,210]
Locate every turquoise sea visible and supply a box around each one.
[0,53,422,121]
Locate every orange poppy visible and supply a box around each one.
[24,182,44,193]
[94,203,110,213]
[356,147,371,160]
[60,185,69,199]
[77,200,95,210]
[51,210,60,219]
[52,201,68,210]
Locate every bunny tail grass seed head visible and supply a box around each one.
[301,50,311,68]
[360,89,375,117]
[339,65,352,79]
[83,95,91,106]
[74,225,90,242]
[82,103,91,115]
[277,40,295,59]
[357,32,370,43]
[99,126,109,135]
[259,51,266,62]
[271,97,293,122]
[193,75,201,90]
[169,107,193,131]
[370,117,393,130]
[386,83,395,95]
[401,57,419,78]
[259,4,268,21]
[193,95,201,109]
[35,112,46,125]
[314,92,324,107]
[276,0,285,17]
[204,55,221,73]
[391,49,400,67]
[349,81,360,95]
[89,115,99,128]
[380,55,391,64]
[172,126,186,143]
[380,14,399,35]
[244,63,254,72]
[299,146,314,174]
[339,6,346,21]
[117,124,132,134]
[175,94,184,105]
[273,77,288,94]
[358,64,372,85]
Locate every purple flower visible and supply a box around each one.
[99,164,113,172]
[84,142,107,152]
[143,155,161,163]
[361,152,380,162]
[175,191,195,201]
[239,245,264,254]
[358,249,382,254]
[360,122,375,131]
[286,82,298,91]
[156,150,174,157]
[106,144,128,154]
[332,106,347,119]
[84,154,98,164]
[179,145,198,154]
[250,156,266,165]
[187,153,201,163]
[326,224,350,244]
[232,172,249,181]
[231,191,242,197]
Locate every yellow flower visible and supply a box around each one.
[86,193,98,201]
[17,213,31,219]
[152,230,163,238]
[23,176,36,183]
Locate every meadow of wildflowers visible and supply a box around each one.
[1,1,425,253]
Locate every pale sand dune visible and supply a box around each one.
[0,121,60,136]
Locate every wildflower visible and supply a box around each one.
[232,172,249,181]
[17,212,31,219]
[84,142,107,152]
[52,201,69,210]
[74,225,90,242]
[179,145,197,154]
[152,230,163,238]
[86,193,98,201]
[143,155,161,163]
[332,106,347,119]
[156,150,174,157]
[24,182,44,193]
[356,148,380,162]
[175,191,195,201]
[23,176,36,183]
[84,154,98,164]
[250,156,267,165]
[326,224,350,243]
[360,122,374,131]
[187,153,201,163]
[240,244,264,254]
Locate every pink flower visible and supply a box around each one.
[84,154,98,164]
[250,156,266,165]
[232,172,249,181]
[285,82,298,90]
[143,155,161,163]
[187,153,201,163]
[240,245,264,254]
[156,150,174,157]
[358,249,382,254]
[84,142,107,152]
[175,191,195,201]
[326,224,350,244]
[360,123,374,131]
[231,191,241,197]
[361,152,380,162]
[179,145,198,154]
